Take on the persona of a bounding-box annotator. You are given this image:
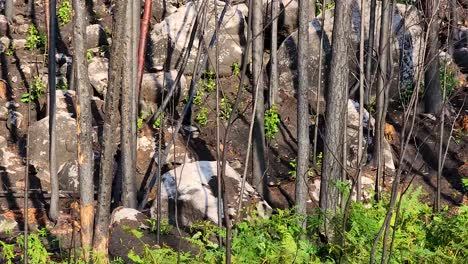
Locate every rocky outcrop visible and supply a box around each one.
[150,161,271,227]
[149,1,247,76]
[276,2,424,113]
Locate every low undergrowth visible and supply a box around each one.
[1,188,466,263]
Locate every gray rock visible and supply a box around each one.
[0,15,7,36]
[86,24,108,49]
[29,112,77,185]
[276,2,424,113]
[58,161,79,192]
[12,39,26,49]
[346,99,395,171]
[87,59,187,116]
[151,0,183,22]
[453,47,468,74]
[149,1,247,76]
[17,24,29,34]
[14,15,25,24]
[0,36,9,49]
[140,71,187,117]
[6,110,22,131]
[88,57,109,96]
[150,161,272,227]
[109,207,155,263]
[0,106,7,120]
[0,215,18,235]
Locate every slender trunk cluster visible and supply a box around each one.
[373,0,391,201]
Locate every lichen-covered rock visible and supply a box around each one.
[276,2,424,113]
[150,161,272,227]
[149,1,246,76]
[58,161,79,192]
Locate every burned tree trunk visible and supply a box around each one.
[72,0,94,256]
[93,0,126,255]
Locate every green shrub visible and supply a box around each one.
[219,97,232,120]
[195,106,209,127]
[265,105,280,140]
[25,25,46,51]
[57,0,73,26]
[21,76,46,103]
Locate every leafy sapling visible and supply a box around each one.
[57,0,73,26]
[21,76,45,103]
[25,25,46,51]
[195,106,209,127]
[265,105,280,140]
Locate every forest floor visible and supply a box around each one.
[0,0,467,256]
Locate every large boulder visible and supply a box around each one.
[261,0,315,36]
[150,161,271,227]
[347,99,395,171]
[87,57,186,116]
[276,2,424,113]
[453,47,468,74]
[29,112,77,185]
[86,24,108,49]
[149,1,247,76]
